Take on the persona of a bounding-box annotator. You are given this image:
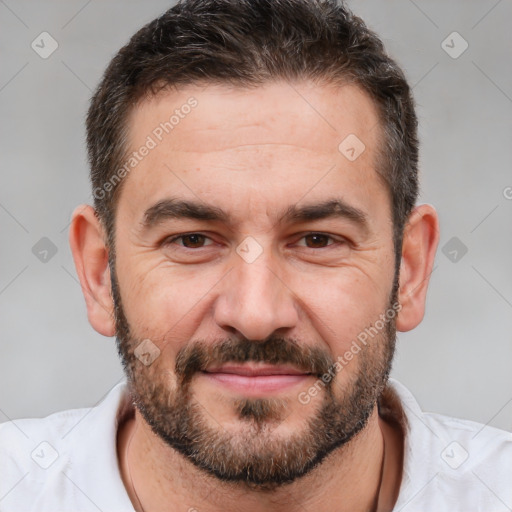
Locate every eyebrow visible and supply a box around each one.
[141,197,369,233]
[280,199,368,229]
[142,198,228,229]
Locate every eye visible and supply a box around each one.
[296,233,338,248]
[166,233,214,249]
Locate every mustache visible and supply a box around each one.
[175,336,335,385]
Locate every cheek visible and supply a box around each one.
[116,257,226,342]
[289,269,391,354]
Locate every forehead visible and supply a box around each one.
[118,80,386,226]
[128,80,380,152]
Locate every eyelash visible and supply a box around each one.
[164,232,345,249]
[165,233,215,249]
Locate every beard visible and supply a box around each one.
[110,259,397,491]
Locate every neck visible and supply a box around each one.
[117,406,403,512]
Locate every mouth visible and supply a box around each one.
[201,364,313,395]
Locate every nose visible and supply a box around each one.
[213,252,299,341]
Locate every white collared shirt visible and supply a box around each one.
[1,378,511,511]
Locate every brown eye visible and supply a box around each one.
[303,233,332,248]
[181,234,206,248]
[175,234,210,248]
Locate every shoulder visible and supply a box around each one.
[0,405,93,511]
[389,378,512,462]
[386,379,512,511]
[0,381,134,512]
[0,403,93,469]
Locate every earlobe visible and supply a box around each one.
[396,204,439,332]
[69,205,116,337]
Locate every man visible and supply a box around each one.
[1,1,510,511]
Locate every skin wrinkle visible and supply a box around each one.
[111,246,398,488]
[70,79,438,512]
[72,3,440,508]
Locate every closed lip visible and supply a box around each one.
[203,364,310,376]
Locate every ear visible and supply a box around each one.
[396,204,439,332]
[69,205,115,337]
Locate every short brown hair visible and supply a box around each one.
[86,0,419,265]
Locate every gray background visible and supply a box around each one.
[1,0,511,431]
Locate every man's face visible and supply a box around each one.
[111,81,398,488]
